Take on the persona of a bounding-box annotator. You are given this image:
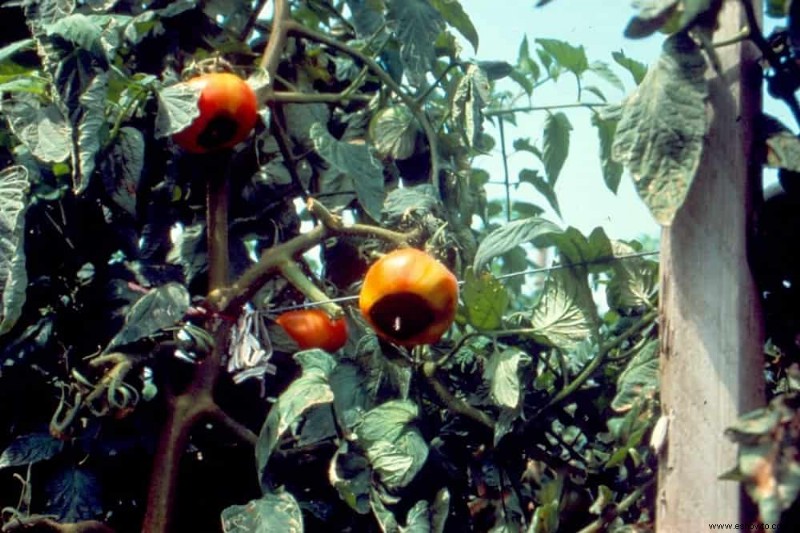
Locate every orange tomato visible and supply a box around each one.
[275,309,348,353]
[172,72,258,153]
[359,248,458,346]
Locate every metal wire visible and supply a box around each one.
[266,250,660,314]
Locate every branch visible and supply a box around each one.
[576,478,656,533]
[258,0,289,81]
[485,102,607,116]
[421,361,495,431]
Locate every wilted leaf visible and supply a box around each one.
[382,185,440,224]
[485,348,529,409]
[257,350,336,489]
[611,340,659,411]
[45,466,102,523]
[369,105,418,160]
[0,432,64,469]
[606,241,659,311]
[624,0,680,39]
[220,489,303,533]
[386,0,445,85]
[0,166,30,336]
[452,64,491,148]
[105,282,190,351]
[329,444,371,514]
[311,122,385,221]
[461,268,510,331]
[612,33,708,226]
[765,131,800,172]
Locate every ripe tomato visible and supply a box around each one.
[275,309,349,353]
[172,72,258,153]
[359,248,458,347]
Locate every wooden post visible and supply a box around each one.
[657,0,765,530]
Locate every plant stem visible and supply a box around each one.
[485,102,607,116]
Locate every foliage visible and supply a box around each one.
[9,0,787,531]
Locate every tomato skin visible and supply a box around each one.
[172,72,258,153]
[275,309,349,353]
[359,248,458,347]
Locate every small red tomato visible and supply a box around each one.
[172,72,258,153]
[359,248,459,347]
[275,309,349,353]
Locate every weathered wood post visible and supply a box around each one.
[657,0,765,530]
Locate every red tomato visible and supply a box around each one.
[275,309,349,353]
[172,72,258,153]
[359,248,458,346]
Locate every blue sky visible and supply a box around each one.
[458,1,666,240]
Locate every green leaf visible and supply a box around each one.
[329,444,371,514]
[167,223,206,284]
[530,269,595,350]
[0,39,36,64]
[101,127,144,216]
[473,217,563,271]
[591,108,624,194]
[624,0,680,39]
[369,105,418,160]
[451,64,490,149]
[3,96,71,163]
[155,81,202,139]
[513,137,543,160]
[461,268,510,331]
[0,166,30,336]
[606,241,658,311]
[766,0,790,17]
[611,340,659,411]
[220,489,304,533]
[430,0,478,52]
[430,487,450,533]
[345,0,386,37]
[45,466,102,522]
[542,112,571,185]
[612,50,648,86]
[535,38,588,76]
[589,61,624,93]
[311,122,385,221]
[386,0,446,85]
[382,185,440,224]
[519,169,561,216]
[76,72,108,193]
[0,432,64,469]
[44,14,106,59]
[612,33,708,226]
[358,400,428,489]
[517,35,541,81]
[105,282,191,351]
[485,348,530,409]
[478,60,513,81]
[257,350,336,489]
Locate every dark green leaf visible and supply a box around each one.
[606,241,658,311]
[478,60,513,81]
[612,33,708,226]
[611,340,659,411]
[105,282,190,351]
[582,85,607,103]
[589,61,624,92]
[76,72,108,193]
[220,489,303,533]
[430,0,478,52]
[513,137,543,160]
[0,432,63,469]
[44,14,106,59]
[612,50,648,85]
[101,127,144,216]
[45,466,102,522]
[311,122,385,221]
[591,108,624,193]
[3,96,71,163]
[624,0,680,39]
[345,0,386,37]
[542,112,571,185]
[519,168,561,216]
[329,444,371,514]
[257,350,336,489]
[517,35,540,81]
[766,0,790,17]
[0,166,30,336]
[508,68,534,96]
[535,38,588,75]
[461,268,510,331]
[386,0,445,85]
[679,0,723,32]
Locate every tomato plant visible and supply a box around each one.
[359,248,458,346]
[275,309,348,352]
[172,72,258,153]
